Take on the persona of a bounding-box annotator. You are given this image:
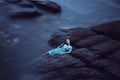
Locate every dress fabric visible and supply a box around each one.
[48,43,72,56]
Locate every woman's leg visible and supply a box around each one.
[41,52,50,58]
[33,52,50,62]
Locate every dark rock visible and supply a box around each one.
[66,28,96,43]
[30,0,61,13]
[71,48,100,63]
[89,40,120,56]
[75,35,110,48]
[92,59,116,68]
[106,65,120,79]
[48,27,96,47]
[84,78,101,80]
[41,71,61,80]
[52,77,66,80]
[59,67,107,80]
[9,7,42,18]
[5,0,22,3]
[34,54,84,74]
[106,64,120,78]
[48,30,67,47]
[77,79,84,80]
[91,21,120,40]
[92,59,120,78]
[108,50,120,62]
[17,1,34,8]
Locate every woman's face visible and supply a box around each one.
[66,39,70,44]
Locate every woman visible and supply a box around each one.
[41,39,73,57]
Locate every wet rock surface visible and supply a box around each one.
[9,7,42,18]
[4,0,61,18]
[91,21,120,40]
[5,0,21,3]
[30,0,61,13]
[48,27,96,47]
[33,21,120,80]
[16,1,34,8]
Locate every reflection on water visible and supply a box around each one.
[0,0,120,80]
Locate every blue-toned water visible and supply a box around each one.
[0,0,120,80]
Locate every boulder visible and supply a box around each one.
[89,40,120,56]
[75,35,110,48]
[48,30,67,47]
[91,21,120,40]
[40,71,61,80]
[34,54,84,74]
[108,50,120,62]
[29,0,61,13]
[71,48,100,63]
[92,59,116,68]
[58,67,109,80]
[5,0,21,3]
[84,78,101,80]
[92,59,120,78]
[48,27,96,47]
[17,1,34,8]
[9,7,42,18]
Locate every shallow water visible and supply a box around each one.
[0,0,120,80]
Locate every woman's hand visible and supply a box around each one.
[57,47,62,54]
[62,51,71,54]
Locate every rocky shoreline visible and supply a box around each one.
[32,21,120,80]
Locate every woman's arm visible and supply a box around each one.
[63,51,71,54]
[62,47,73,54]
[58,43,64,48]
[57,43,64,54]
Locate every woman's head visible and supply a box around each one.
[66,39,71,45]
